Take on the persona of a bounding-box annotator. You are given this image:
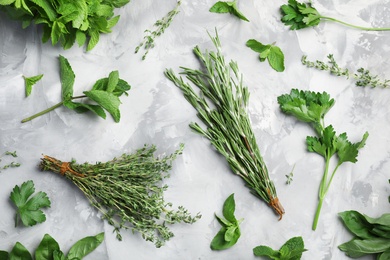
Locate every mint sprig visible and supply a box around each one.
[246,39,285,72]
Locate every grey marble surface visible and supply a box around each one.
[1,0,389,259]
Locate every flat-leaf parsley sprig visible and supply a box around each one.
[165,31,285,219]
[278,89,369,230]
[40,144,201,248]
[280,0,390,31]
[302,54,389,88]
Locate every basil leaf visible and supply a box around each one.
[35,234,60,260]
[9,242,32,260]
[338,238,390,258]
[83,90,121,122]
[59,55,75,101]
[268,46,285,72]
[338,211,374,239]
[364,213,390,227]
[0,251,9,260]
[210,226,240,250]
[53,250,65,260]
[222,193,236,223]
[66,232,104,259]
[378,249,390,260]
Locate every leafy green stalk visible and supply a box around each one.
[21,55,130,123]
[210,194,243,250]
[39,144,201,248]
[135,1,181,60]
[280,0,390,31]
[209,0,249,22]
[165,30,284,219]
[302,54,389,88]
[278,89,368,230]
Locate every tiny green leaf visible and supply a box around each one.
[67,233,105,259]
[23,74,43,97]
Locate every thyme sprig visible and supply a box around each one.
[135,1,181,60]
[302,54,389,88]
[164,31,284,219]
[40,144,201,248]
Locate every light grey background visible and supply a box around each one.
[0,0,389,259]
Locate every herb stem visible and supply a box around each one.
[313,155,330,230]
[21,95,86,123]
[320,16,390,31]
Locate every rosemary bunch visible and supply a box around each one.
[40,144,201,248]
[135,1,181,60]
[164,31,284,219]
[302,54,389,88]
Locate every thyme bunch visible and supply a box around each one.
[164,31,284,219]
[40,144,201,248]
[302,54,389,88]
[135,1,181,60]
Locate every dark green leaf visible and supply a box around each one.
[336,131,368,164]
[378,249,390,260]
[83,90,121,122]
[23,74,43,97]
[9,242,32,260]
[59,55,75,101]
[0,251,9,260]
[107,70,119,93]
[35,234,60,260]
[210,226,240,250]
[53,250,65,260]
[279,236,306,259]
[280,0,321,30]
[222,193,237,223]
[67,232,104,259]
[338,211,374,239]
[338,238,390,258]
[363,213,390,227]
[253,245,280,258]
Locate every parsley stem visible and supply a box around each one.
[320,16,390,31]
[313,155,330,230]
[21,96,86,123]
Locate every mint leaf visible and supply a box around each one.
[84,90,121,122]
[10,180,51,227]
[210,0,249,22]
[23,74,43,97]
[59,55,75,101]
[253,236,306,260]
[107,70,119,93]
[253,245,280,258]
[268,46,285,72]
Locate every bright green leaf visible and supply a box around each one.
[107,70,119,93]
[23,74,43,97]
[210,0,249,22]
[59,55,75,101]
[267,46,285,72]
[222,193,237,223]
[83,90,121,122]
[67,233,105,260]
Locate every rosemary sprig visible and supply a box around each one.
[40,144,201,248]
[302,54,389,88]
[135,1,181,60]
[164,31,284,219]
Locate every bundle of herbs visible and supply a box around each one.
[164,31,284,219]
[0,0,130,50]
[40,144,201,248]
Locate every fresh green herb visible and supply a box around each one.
[388,179,390,203]
[209,0,249,22]
[165,31,284,219]
[285,164,295,185]
[0,0,130,50]
[302,54,389,88]
[210,194,243,250]
[246,39,285,72]
[10,180,51,227]
[40,144,201,248]
[135,1,181,60]
[23,74,43,97]
[5,151,17,157]
[338,210,390,259]
[21,55,130,123]
[3,162,21,169]
[280,0,390,31]
[0,232,104,260]
[253,236,307,259]
[277,89,368,230]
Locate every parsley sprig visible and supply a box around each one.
[278,89,369,230]
[280,0,390,31]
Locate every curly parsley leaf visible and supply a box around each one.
[210,0,249,22]
[246,39,285,72]
[253,236,307,259]
[10,180,51,227]
[23,74,43,97]
[211,194,243,250]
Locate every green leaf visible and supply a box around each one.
[107,70,119,93]
[0,0,16,5]
[336,131,368,164]
[253,245,280,259]
[75,31,87,47]
[280,0,321,30]
[246,40,270,55]
[51,21,68,46]
[364,213,390,227]
[222,193,237,223]
[53,250,65,260]
[35,234,60,260]
[64,101,107,119]
[29,0,57,21]
[91,77,131,97]
[224,226,237,242]
[267,46,285,72]
[66,233,104,259]
[210,226,240,250]
[338,211,374,239]
[10,180,51,227]
[338,238,390,258]
[83,90,121,122]
[87,30,100,51]
[209,1,249,22]
[59,55,75,101]
[378,249,390,260]
[0,251,9,260]
[279,236,306,259]
[23,74,43,97]
[9,242,32,260]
